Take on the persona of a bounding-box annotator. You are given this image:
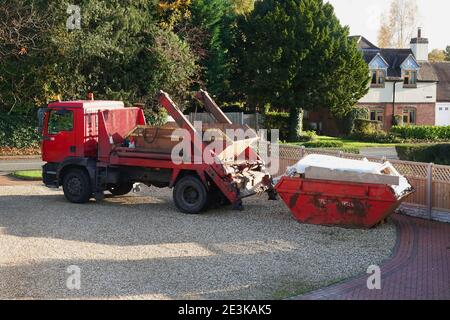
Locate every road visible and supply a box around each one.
[359,147,399,160]
[0,158,44,173]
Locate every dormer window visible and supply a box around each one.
[371,69,385,87]
[403,69,417,86]
[401,54,420,88]
[368,53,389,88]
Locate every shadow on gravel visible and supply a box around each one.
[0,191,397,300]
[0,193,295,245]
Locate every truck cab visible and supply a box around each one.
[40,100,134,188]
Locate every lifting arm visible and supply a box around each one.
[195,89,232,125]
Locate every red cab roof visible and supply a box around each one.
[48,100,125,110]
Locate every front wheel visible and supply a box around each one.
[62,168,92,203]
[173,176,208,214]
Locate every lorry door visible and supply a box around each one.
[42,108,76,163]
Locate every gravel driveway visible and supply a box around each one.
[0,184,396,300]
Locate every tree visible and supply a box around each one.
[188,0,232,98]
[230,0,255,14]
[233,0,369,141]
[377,0,419,48]
[445,46,450,61]
[0,0,199,115]
[428,49,446,62]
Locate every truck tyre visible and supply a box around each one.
[62,168,92,203]
[109,182,133,196]
[173,176,208,214]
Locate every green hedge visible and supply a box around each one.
[0,113,40,148]
[396,144,450,165]
[349,131,400,143]
[391,125,450,141]
[264,111,290,141]
[303,140,344,148]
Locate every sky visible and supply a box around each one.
[326,0,450,50]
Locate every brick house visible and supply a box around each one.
[307,29,440,136]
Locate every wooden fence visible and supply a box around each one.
[273,145,450,223]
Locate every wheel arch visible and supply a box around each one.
[169,169,207,189]
[57,157,96,186]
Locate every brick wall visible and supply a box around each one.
[306,103,436,136]
[358,103,436,130]
[305,108,341,136]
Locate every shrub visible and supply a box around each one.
[396,144,450,165]
[349,131,400,143]
[391,125,450,141]
[0,113,40,148]
[297,130,318,143]
[354,119,383,134]
[303,140,344,148]
[264,111,290,141]
[340,147,360,154]
[336,106,369,135]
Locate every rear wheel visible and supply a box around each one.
[62,168,92,203]
[173,176,208,214]
[109,182,133,196]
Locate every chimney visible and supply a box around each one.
[410,27,429,61]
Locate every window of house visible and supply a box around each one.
[370,109,384,122]
[371,69,385,86]
[403,70,417,86]
[402,108,416,125]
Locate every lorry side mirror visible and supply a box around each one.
[37,107,48,135]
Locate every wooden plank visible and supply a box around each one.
[304,166,400,186]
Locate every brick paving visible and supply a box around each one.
[295,214,450,300]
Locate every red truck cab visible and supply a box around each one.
[41,99,145,196]
[42,100,125,163]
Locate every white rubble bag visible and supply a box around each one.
[285,154,412,197]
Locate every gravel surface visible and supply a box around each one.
[0,184,396,300]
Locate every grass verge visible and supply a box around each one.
[286,135,398,149]
[10,170,42,181]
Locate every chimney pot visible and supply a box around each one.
[418,27,422,38]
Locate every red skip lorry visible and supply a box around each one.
[39,91,275,214]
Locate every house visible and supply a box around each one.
[307,29,447,135]
[356,29,438,130]
[432,62,450,125]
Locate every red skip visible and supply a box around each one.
[275,176,414,229]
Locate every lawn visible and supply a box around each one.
[10,170,42,181]
[288,135,398,149]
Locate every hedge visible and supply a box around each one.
[354,119,383,134]
[303,140,344,148]
[0,113,40,148]
[349,131,400,143]
[391,125,450,141]
[395,144,450,165]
